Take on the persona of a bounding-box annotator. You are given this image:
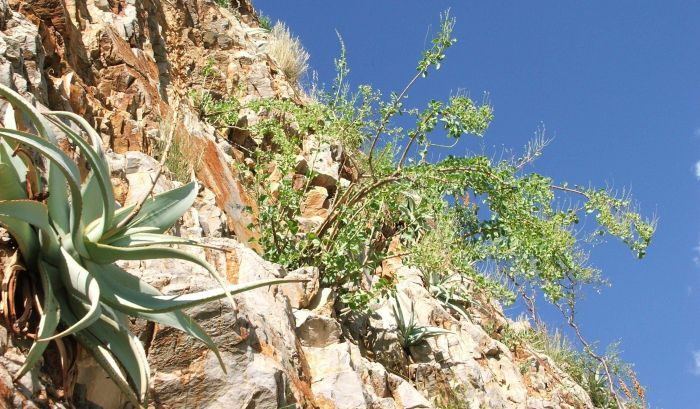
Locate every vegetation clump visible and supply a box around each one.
[265,22,310,85]
[192,11,654,409]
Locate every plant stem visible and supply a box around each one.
[367,71,424,177]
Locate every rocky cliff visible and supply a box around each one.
[0,1,597,408]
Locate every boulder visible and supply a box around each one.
[303,342,368,409]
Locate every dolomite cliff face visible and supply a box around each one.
[0,1,595,408]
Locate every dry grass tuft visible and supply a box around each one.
[265,22,309,85]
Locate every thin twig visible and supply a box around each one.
[555,303,626,409]
[367,71,423,177]
[550,184,590,199]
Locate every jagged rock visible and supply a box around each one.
[303,342,368,409]
[387,374,432,409]
[118,238,314,409]
[73,348,129,409]
[303,137,340,189]
[302,186,330,218]
[0,337,64,408]
[119,151,175,206]
[0,1,602,408]
[360,359,392,400]
[294,310,342,348]
[308,287,336,316]
[282,266,320,309]
[295,154,309,174]
[195,187,228,238]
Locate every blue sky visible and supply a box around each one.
[257,2,700,407]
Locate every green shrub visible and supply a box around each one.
[233,11,653,407]
[244,11,653,311]
[258,13,272,31]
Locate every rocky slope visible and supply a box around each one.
[0,0,596,408]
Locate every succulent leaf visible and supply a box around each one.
[38,248,102,341]
[13,261,61,380]
[105,181,198,239]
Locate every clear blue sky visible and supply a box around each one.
[258,2,700,407]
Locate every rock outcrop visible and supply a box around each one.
[0,1,598,408]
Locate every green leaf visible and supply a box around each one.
[81,261,226,371]
[85,241,235,309]
[13,260,61,379]
[88,261,306,313]
[39,248,102,341]
[106,232,222,250]
[0,86,75,241]
[0,199,57,265]
[0,85,57,142]
[0,139,27,201]
[48,116,115,239]
[0,129,85,255]
[45,111,106,161]
[102,182,198,240]
[80,174,105,232]
[0,215,37,268]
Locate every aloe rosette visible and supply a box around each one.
[0,84,302,405]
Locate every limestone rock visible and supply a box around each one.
[302,186,330,218]
[303,342,368,409]
[282,266,320,309]
[195,187,227,238]
[120,238,314,409]
[387,374,432,409]
[294,309,342,348]
[303,137,340,189]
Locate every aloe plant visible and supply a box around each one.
[0,84,303,406]
[424,271,479,321]
[392,294,452,348]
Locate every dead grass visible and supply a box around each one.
[265,22,309,85]
[154,116,204,184]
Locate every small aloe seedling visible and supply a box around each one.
[391,293,452,348]
[0,84,303,406]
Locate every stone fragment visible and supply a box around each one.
[294,309,342,347]
[302,186,329,218]
[295,154,309,174]
[303,137,340,188]
[281,266,320,309]
[304,342,368,409]
[387,375,432,409]
[308,287,336,316]
[361,359,392,399]
[195,188,227,237]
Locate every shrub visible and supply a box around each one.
[153,111,205,184]
[0,84,303,406]
[258,12,272,31]
[212,11,652,407]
